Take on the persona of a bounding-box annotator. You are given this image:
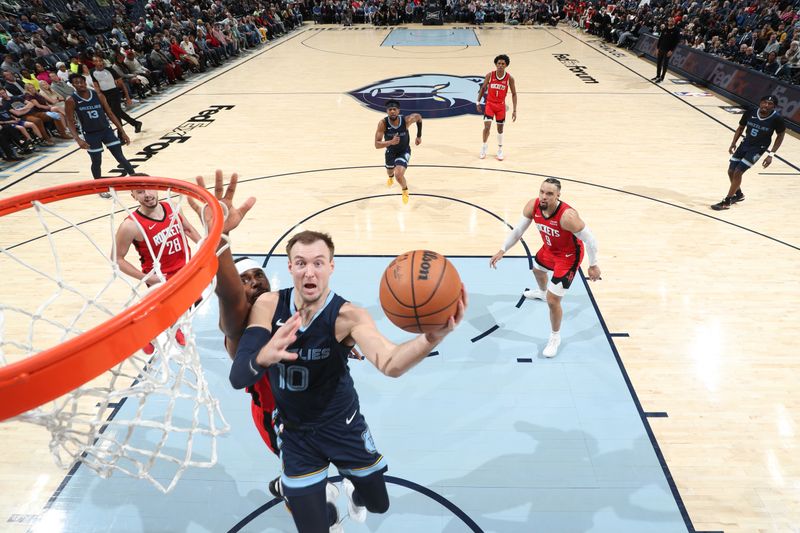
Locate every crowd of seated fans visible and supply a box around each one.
[310,0,561,26]
[570,0,800,86]
[0,0,305,164]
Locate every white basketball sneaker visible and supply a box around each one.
[342,478,367,523]
[479,145,487,159]
[497,147,504,161]
[543,333,561,358]
[523,289,546,301]
[327,482,344,533]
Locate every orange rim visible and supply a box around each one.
[0,177,223,421]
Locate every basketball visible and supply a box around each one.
[379,250,462,333]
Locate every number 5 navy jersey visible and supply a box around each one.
[268,288,358,426]
[739,109,785,148]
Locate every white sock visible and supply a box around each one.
[482,142,488,149]
[497,133,504,147]
[551,330,560,337]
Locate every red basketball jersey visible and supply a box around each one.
[486,71,510,105]
[532,199,580,256]
[130,201,189,277]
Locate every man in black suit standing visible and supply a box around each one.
[653,17,681,83]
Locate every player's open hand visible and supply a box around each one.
[729,144,736,154]
[188,169,256,235]
[489,249,505,269]
[476,103,482,113]
[415,136,421,146]
[587,265,602,281]
[77,138,89,150]
[256,312,301,367]
[424,284,468,344]
[512,110,517,122]
[119,132,130,145]
[762,154,773,168]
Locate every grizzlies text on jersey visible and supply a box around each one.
[739,109,785,148]
[268,288,357,426]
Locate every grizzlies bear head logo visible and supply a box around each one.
[349,74,485,118]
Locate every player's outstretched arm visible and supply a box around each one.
[341,286,467,378]
[187,170,257,349]
[490,200,535,268]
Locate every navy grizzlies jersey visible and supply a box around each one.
[268,288,357,426]
[739,109,785,148]
[384,115,410,154]
[73,90,109,133]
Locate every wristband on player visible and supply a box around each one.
[767,151,775,156]
[416,121,422,138]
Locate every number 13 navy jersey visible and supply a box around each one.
[73,89,110,133]
[268,288,358,426]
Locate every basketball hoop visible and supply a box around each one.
[0,177,229,492]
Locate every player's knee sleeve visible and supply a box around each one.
[285,490,331,532]
[349,471,390,514]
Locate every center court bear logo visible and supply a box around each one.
[349,74,485,118]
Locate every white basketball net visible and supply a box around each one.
[0,185,229,493]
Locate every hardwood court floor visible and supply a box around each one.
[1,24,799,533]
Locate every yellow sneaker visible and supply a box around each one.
[402,189,409,204]
[387,176,394,187]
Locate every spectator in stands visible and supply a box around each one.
[124,50,161,90]
[55,61,72,83]
[0,88,53,145]
[149,42,184,84]
[740,46,761,69]
[20,69,41,91]
[37,80,65,108]
[721,37,739,59]
[19,16,41,33]
[33,63,50,85]
[181,34,206,71]
[762,51,781,76]
[1,55,19,75]
[22,83,69,137]
[691,34,705,51]
[707,36,724,55]
[782,40,800,70]
[69,56,81,74]
[32,39,53,58]
[6,35,28,57]
[0,105,37,158]
[763,33,781,56]
[3,71,26,96]
[48,72,74,100]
